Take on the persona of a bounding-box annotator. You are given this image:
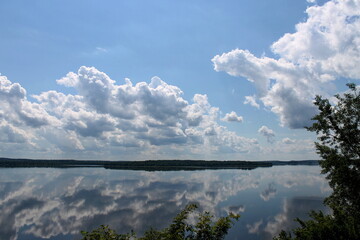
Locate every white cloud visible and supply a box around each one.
[258,126,275,143]
[95,47,108,53]
[258,138,315,160]
[0,120,28,143]
[0,75,59,128]
[244,95,260,108]
[221,111,243,123]
[212,49,319,129]
[212,0,360,129]
[0,67,261,159]
[272,0,360,79]
[282,137,296,144]
[41,128,85,151]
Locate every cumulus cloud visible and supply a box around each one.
[221,111,243,122]
[258,126,275,143]
[0,121,28,143]
[212,0,360,129]
[0,67,261,159]
[0,75,58,128]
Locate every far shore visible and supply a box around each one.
[0,157,319,171]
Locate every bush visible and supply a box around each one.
[81,204,239,240]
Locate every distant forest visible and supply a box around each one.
[0,158,318,171]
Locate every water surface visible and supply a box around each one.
[0,166,330,240]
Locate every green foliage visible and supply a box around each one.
[273,210,359,240]
[307,83,360,215]
[81,204,239,240]
[274,83,360,239]
[81,225,135,240]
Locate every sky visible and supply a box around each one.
[0,0,359,161]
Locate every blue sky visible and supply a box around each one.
[0,0,359,160]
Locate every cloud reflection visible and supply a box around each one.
[260,183,277,201]
[263,197,329,239]
[0,166,330,240]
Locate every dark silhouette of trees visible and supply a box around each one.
[274,83,360,240]
[80,204,239,240]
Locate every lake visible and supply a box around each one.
[0,165,330,240]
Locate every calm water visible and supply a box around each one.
[0,166,330,240]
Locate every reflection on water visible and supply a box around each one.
[0,166,330,240]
